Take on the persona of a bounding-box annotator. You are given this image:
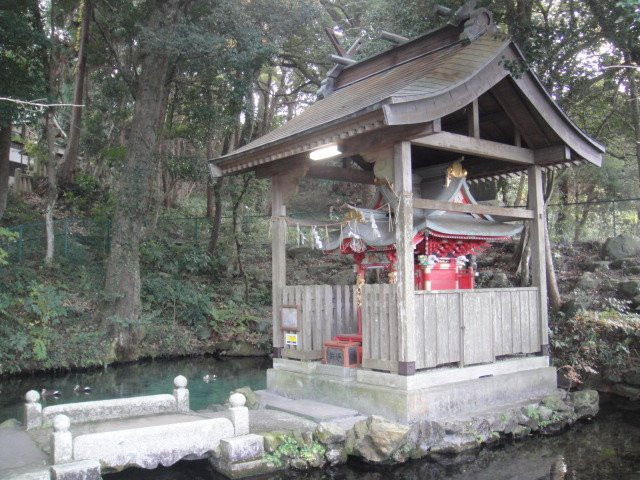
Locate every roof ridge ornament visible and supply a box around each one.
[435,0,496,42]
[317,30,366,99]
[445,158,467,187]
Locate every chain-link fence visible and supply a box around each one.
[2,198,639,265]
[0,214,275,265]
[547,198,640,244]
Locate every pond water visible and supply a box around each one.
[0,356,271,422]
[2,357,639,479]
[105,404,640,480]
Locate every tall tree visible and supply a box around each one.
[99,0,194,360]
[59,0,92,185]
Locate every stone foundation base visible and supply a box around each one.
[267,356,556,423]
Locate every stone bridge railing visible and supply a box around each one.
[24,376,259,478]
[24,375,192,430]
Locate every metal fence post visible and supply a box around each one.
[103,220,110,255]
[612,200,617,237]
[18,225,24,263]
[63,218,69,258]
[194,217,199,247]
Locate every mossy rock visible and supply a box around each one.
[230,386,260,409]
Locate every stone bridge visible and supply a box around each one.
[2,376,269,480]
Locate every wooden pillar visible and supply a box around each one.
[467,99,479,139]
[393,141,416,375]
[271,175,287,358]
[527,165,549,355]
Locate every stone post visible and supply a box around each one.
[173,375,189,413]
[24,390,42,430]
[228,393,249,436]
[51,415,73,464]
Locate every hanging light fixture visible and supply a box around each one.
[309,143,341,161]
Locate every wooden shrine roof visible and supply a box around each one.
[209,13,605,179]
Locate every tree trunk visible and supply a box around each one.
[207,177,224,255]
[231,175,251,301]
[44,109,58,265]
[59,0,91,185]
[0,123,11,220]
[544,218,562,311]
[542,172,562,311]
[99,0,186,362]
[628,65,640,224]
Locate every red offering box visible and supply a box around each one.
[323,340,362,368]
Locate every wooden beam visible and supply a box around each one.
[341,121,440,159]
[255,154,308,179]
[379,30,409,44]
[467,99,479,139]
[412,197,534,219]
[534,145,570,164]
[306,164,376,184]
[324,27,346,56]
[490,80,548,148]
[411,131,535,165]
[330,54,357,66]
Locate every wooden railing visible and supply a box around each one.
[361,286,542,372]
[281,285,357,360]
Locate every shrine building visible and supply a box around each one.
[208,2,605,422]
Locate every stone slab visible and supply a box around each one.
[220,434,264,463]
[212,458,280,480]
[264,398,360,423]
[2,467,51,480]
[27,413,209,455]
[272,358,317,375]
[0,428,48,474]
[42,395,178,425]
[315,364,358,379]
[73,417,234,470]
[50,460,101,480]
[356,356,551,390]
[248,409,317,434]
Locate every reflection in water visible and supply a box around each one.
[0,356,271,422]
[2,358,639,480]
[106,404,640,480]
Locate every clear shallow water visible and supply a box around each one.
[105,402,640,480]
[0,356,271,422]
[2,358,639,479]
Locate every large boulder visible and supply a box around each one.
[314,422,346,446]
[619,280,640,299]
[602,234,640,260]
[575,272,601,291]
[570,390,599,419]
[430,418,490,454]
[329,269,357,285]
[345,415,410,464]
[406,419,445,458]
[487,272,512,288]
[623,368,640,387]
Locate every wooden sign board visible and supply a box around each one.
[281,305,300,331]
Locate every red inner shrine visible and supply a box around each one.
[322,175,517,367]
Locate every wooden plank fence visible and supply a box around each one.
[361,286,541,371]
[280,285,357,360]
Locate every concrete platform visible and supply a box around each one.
[265,398,360,423]
[0,427,48,478]
[267,356,557,423]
